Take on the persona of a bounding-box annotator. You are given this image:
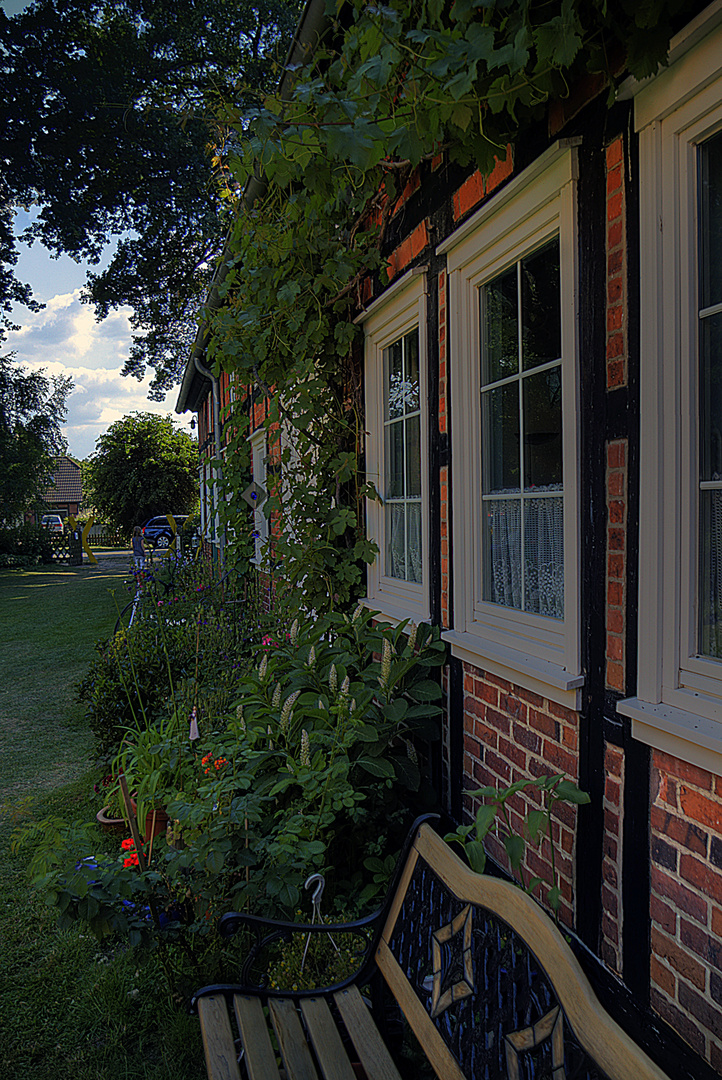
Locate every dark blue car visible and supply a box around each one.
[141,515,188,549]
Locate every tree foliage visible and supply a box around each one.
[0,0,301,395]
[0,354,72,522]
[84,412,198,534]
[208,0,683,611]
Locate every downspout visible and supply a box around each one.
[194,354,224,568]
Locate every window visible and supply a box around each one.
[619,11,722,772]
[439,142,582,707]
[249,429,269,565]
[362,270,429,623]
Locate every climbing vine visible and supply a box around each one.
[208,0,684,611]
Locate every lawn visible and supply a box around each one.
[0,561,207,1080]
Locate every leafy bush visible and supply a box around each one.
[0,524,54,567]
[24,607,446,987]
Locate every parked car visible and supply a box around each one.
[141,515,189,549]
[40,514,64,533]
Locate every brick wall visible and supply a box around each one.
[451,145,514,221]
[650,750,722,1070]
[462,664,580,928]
[606,438,628,692]
[601,743,624,974]
[606,136,627,390]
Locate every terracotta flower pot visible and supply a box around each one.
[96,806,127,836]
[129,798,170,842]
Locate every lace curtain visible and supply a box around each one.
[487,491,563,619]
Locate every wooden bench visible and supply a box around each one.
[191,818,671,1080]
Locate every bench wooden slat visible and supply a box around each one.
[269,996,320,1080]
[233,994,282,1080]
[375,939,466,1080]
[300,996,357,1080]
[333,985,404,1080]
[197,994,243,1080]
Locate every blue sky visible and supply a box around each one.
[5,213,196,461]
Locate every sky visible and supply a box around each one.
[4,213,196,461]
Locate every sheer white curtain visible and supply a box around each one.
[488,490,563,619]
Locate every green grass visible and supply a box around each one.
[0,563,207,1080]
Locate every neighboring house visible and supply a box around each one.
[37,455,82,521]
[177,3,722,1077]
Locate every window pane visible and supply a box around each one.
[483,499,521,608]
[404,329,420,412]
[481,266,518,385]
[406,414,421,497]
[700,489,722,659]
[482,382,520,494]
[523,368,563,489]
[407,501,422,584]
[521,240,561,370]
[699,132,722,310]
[386,503,406,580]
[700,312,722,482]
[524,497,564,619]
[386,420,404,499]
[385,340,404,419]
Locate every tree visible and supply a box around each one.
[0,0,301,396]
[0,354,73,522]
[84,413,198,534]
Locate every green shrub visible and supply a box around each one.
[0,524,54,566]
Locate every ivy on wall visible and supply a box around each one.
[207,0,683,612]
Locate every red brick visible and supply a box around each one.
[543,741,578,776]
[512,722,541,754]
[607,248,624,276]
[528,708,558,739]
[655,771,678,808]
[602,883,619,918]
[651,865,709,925]
[606,138,623,170]
[604,834,618,861]
[515,685,545,708]
[485,145,513,193]
[607,220,623,248]
[606,661,625,692]
[608,499,625,524]
[651,990,706,1055]
[476,680,500,708]
[602,859,619,889]
[607,165,622,194]
[464,733,480,757]
[608,527,626,552]
[650,955,676,997]
[713,906,722,937]
[392,170,421,217]
[386,220,429,278]
[485,707,511,736]
[651,927,707,989]
[607,609,624,634]
[561,726,578,751]
[651,895,676,935]
[473,720,499,747]
[607,191,623,222]
[484,749,511,782]
[678,981,722,1035]
[607,468,625,496]
[607,440,626,469]
[484,671,513,692]
[497,735,527,771]
[499,692,528,722]
[453,171,485,220]
[680,918,722,972]
[607,331,625,359]
[547,700,578,725]
[680,853,722,903]
[607,634,623,662]
[608,552,625,578]
[607,580,623,605]
[651,806,708,857]
[607,359,626,389]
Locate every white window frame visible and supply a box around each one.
[361,268,430,624]
[438,141,583,708]
[249,428,269,566]
[619,5,722,773]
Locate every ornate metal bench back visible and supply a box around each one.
[377,824,669,1080]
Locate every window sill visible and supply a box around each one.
[361,597,431,627]
[618,696,722,776]
[442,630,583,710]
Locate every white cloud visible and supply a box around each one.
[4,290,194,459]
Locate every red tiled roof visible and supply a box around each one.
[41,456,82,502]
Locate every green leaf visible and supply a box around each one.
[355,756,395,779]
[407,679,442,702]
[503,833,525,873]
[525,810,547,843]
[392,754,420,791]
[465,839,487,874]
[205,848,225,875]
[553,780,590,805]
[547,885,562,912]
[383,698,408,723]
[475,802,498,839]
